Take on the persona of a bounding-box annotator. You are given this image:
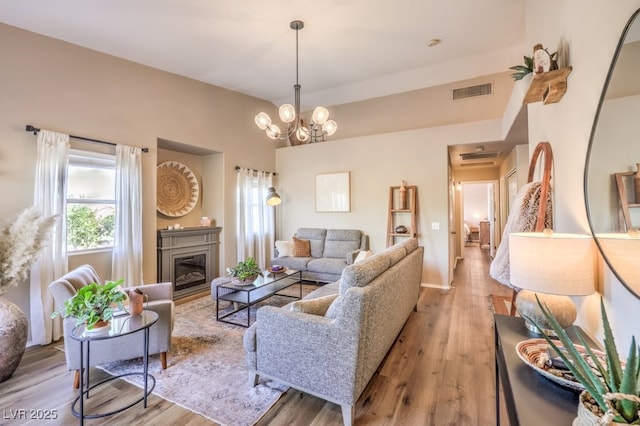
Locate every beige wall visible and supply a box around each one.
[276,119,505,287]
[331,72,515,139]
[525,0,640,352]
[0,23,278,324]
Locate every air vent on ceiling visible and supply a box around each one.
[459,151,501,161]
[459,161,496,167]
[452,83,493,100]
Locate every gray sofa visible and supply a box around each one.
[271,228,369,283]
[244,238,423,426]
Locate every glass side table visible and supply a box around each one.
[69,310,158,425]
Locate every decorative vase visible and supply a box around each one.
[0,296,28,383]
[573,391,626,426]
[395,225,408,234]
[634,163,640,204]
[128,288,145,315]
[232,275,258,285]
[398,180,407,210]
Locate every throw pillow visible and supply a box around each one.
[290,294,339,316]
[354,250,373,263]
[292,237,311,257]
[275,240,293,257]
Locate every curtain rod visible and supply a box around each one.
[25,124,149,153]
[235,165,276,176]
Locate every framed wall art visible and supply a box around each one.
[315,172,350,212]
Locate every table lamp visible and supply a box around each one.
[509,230,595,335]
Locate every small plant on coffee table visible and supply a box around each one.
[227,257,262,283]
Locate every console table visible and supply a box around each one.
[494,314,598,425]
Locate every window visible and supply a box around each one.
[66,149,116,252]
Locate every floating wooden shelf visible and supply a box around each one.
[523,67,573,105]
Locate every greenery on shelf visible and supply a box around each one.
[509,55,534,80]
[509,48,558,81]
[226,257,262,282]
[531,297,640,424]
[51,280,126,329]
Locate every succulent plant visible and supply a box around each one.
[530,296,640,423]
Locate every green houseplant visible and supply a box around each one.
[51,279,126,330]
[226,257,262,283]
[530,297,640,424]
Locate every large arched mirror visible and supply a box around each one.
[585,8,640,297]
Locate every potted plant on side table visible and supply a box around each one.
[227,257,262,284]
[530,297,640,425]
[51,279,127,331]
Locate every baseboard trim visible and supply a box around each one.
[420,283,451,290]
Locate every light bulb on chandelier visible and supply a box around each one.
[254,20,337,144]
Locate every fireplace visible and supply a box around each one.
[157,227,222,299]
[174,254,206,289]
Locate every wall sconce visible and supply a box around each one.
[266,187,282,206]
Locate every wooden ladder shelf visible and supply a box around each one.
[387,185,417,248]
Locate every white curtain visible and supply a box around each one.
[236,168,274,269]
[112,145,143,287]
[30,130,69,346]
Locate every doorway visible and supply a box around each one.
[458,181,499,261]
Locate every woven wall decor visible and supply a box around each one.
[157,161,199,217]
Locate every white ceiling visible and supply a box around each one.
[0,0,526,110]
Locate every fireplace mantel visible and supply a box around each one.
[157,227,222,299]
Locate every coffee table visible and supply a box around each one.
[215,269,302,327]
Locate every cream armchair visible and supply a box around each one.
[48,265,175,388]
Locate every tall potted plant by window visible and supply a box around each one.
[531,297,640,425]
[0,207,56,383]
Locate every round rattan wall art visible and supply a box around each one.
[157,161,199,217]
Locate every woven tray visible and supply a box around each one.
[157,161,199,217]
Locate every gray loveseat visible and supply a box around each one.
[271,227,369,283]
[244,238,423,426]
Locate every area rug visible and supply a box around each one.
[98,285,314,426]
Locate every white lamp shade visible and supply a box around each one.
[509,232,595,296]
[296,126,309,142]
[255,112,271,130]
[266,187,282,206]
[311,106,329,125]
[278,104,296,123]
[322,120,337,136]
[595,233,640,292]
[266,124,281,139]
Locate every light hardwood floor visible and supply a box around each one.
[0,246,512,425]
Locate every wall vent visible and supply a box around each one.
[452,83,492,100]
[459,161,496,167]
[459,151,501,161]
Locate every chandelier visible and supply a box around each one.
[255,20,337,143]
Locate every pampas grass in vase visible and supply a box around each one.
[0,206,56,382]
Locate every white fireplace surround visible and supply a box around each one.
[157,227,221,299]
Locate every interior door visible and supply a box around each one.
[448,174,456,286]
